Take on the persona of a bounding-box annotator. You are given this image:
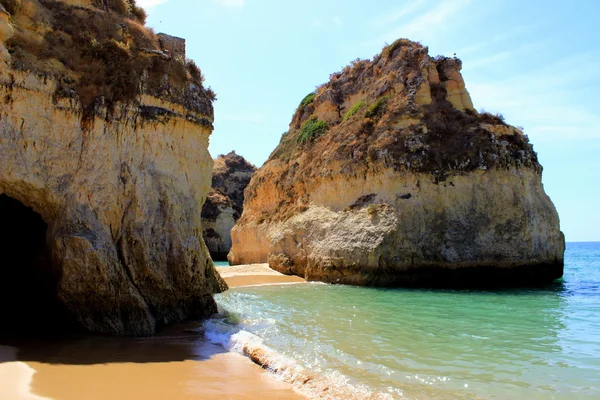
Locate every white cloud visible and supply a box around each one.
[135,0,170,9]
[333,16,342,27]
[313,18,323,27]
[212,0,245,8]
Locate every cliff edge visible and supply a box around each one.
[229,39,565,287]
[202,151,256,261]
[0,0,226,335]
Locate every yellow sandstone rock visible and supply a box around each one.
[0,0,225,335]
[201,152,256,261]
[0,5,13,64]
[229,39,564,287]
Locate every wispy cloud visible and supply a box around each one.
[312,16,343,28]
[465,42,541,69]
[221,113,266,124]
[366,0,471,46]
[372,0,427,27]
[395,0,471,41]
[454,25,539,58]
[212,0,245,8]
[467,52,600,142]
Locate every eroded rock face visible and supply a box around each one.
[202,152,256,260]
[229,39,565,287]
[0,5,13,64]
[0,0,226,335]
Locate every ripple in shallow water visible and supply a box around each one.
[208,243,600,399]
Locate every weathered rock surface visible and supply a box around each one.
[0,0,226,335]
[0,4,12,64]
[202,152,256,260]
[229,39,565,287]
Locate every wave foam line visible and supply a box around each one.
[203,318,398,400]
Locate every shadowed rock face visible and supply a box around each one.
[202,152,256,261]
[0,0,226,335]
[229,39,565,288]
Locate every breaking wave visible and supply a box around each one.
[203,306,399,400]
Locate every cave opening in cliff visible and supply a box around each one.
[0,194,77,334]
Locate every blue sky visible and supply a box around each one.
[139,0,599,242]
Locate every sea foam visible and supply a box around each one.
[203,309,398,400]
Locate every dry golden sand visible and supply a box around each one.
[0,264,307,400]
[217,263,306,288]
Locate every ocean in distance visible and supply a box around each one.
[206,242,600,399]
[213,261,231,267]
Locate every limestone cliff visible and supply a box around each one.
[0,0,226,335]
[202,152,256,261]
[229,39,565,287]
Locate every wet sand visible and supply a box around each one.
[0,264,307,400]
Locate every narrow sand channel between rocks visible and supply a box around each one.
[0,264,306,400]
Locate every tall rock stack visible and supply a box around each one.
[202,152,256,261]
[0,0,225,335]
[229,39,565,287]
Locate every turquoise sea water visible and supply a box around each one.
[213,261,230,267]
[206,243,600,399]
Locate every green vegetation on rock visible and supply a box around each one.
[365,96,389,119]
[299,92,316,108]
[296,118,328,144]
[344,100,366,121]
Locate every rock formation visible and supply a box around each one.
[229,39,565,287]
[0,0,226,335]
[202,152,256,261]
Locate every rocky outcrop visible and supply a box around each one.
[0,0,226,335]
[229,39,565,287]
[202,152,256,260]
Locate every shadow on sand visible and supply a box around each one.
[0,321,225,366]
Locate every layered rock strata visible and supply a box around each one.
[0,0,226,335]
[229,39,565,287]
[202,152,256,261]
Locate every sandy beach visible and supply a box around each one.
[217,263,306,288]
[0,264,306,400]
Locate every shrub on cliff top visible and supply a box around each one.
[479,109,507,125]
[299,92,316,108]
[381,38,412,59]
[90,0,146,23]
[130,0,147,24]
[296,118,328,144]
[206,87,217,101]
[344,100,366,121]
[77,38,140,106]
[186,59,204,86]
[5,0,210,110]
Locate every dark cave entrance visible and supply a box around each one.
[0,194,77,334]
